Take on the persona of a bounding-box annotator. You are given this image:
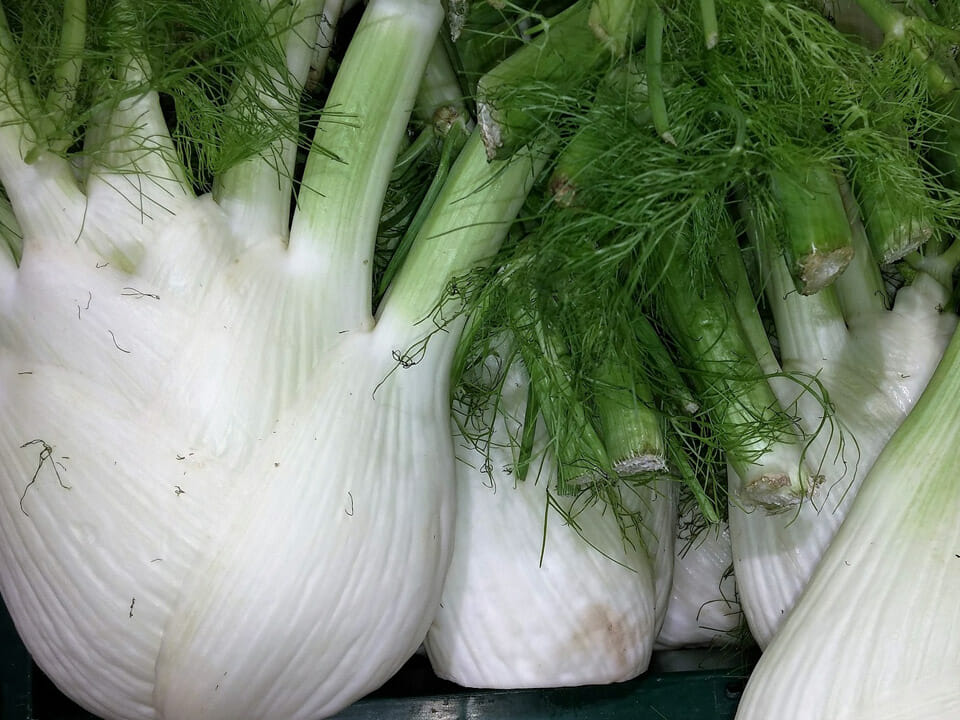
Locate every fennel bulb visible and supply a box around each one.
[728,219,956,647]
[426,349,675,687]
[0,306,456,720]
[0,1,541,718]
[655,516,741,650]
[734,302,960,719]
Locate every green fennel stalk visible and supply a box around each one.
[475,0,646,159]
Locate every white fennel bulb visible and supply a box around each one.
[0,310,454,720]
[425,350,675,688]
[655,516,741,650]
[728,228,956,647]
[735,313,960,719]
[0,1,543,718]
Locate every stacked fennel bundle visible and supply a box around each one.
[0,1,958,719]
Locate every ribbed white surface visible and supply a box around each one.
[656,519,740,649]
[1,3,456,718]
[425,357,660,688]
[731,275,956,647]
[1,313,457,720]
[154,239,353,463]
[155,328,454,720]
[1,250,457,720]
[735,379,960,718]
[4,237,189,404]
[0,360,230,720]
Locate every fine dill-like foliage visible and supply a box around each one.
[445,0,960,520]
[0,0,314,193]
[449,0,577,79]
[934,0,960,30]
[517,0,960,285]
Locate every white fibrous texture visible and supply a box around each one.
[425,354,674,688]
[0,34,468,716]
[0,189,457,720]
[729,273,956,647]
[734,334,960,718]
[655,518,741,650]
[0,0,462,715]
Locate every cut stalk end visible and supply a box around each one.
[475,0,642,160]
[614,453,669,476]
[770,162,855,294]
[795,245,855,296]
[740,469,821,510]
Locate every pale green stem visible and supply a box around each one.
[760,240,852,464]
[906,241,960,290]
[0,5,84,241]
[718,207,782,378]
[86,54,193,211]
[833,181,889,323]
[852,145,933,265]
[477,0,644,160]
[645,3,675,145]
[634,314,699,415]
[378,40,475,304]
[376,126,462,301]
[43,0,85,154]
[734,202,829,419]
[762,240,849,369]
[376,128,547,363]
[741,201,849,462]
[855,0,957,96]
[83,0,192,204]
[589,0,649,57]
[308,0,345,88]
[678,288,813,508]
[288,0,443,336]
[853,0,960,186]
[516,306,614,492]
[934,241,960,279]
[214,0,325,245]
[770,162,853,295]
[416,41,471,135]
[391,126,435,179]
[549,115,608,206]
[666,438,720,524]
[549,61,654,204]
[514,378,540,484]
[699,0,718,49]
[594,358,667,476]
[658,235,816,507]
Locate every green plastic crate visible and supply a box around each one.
[2,601,747,719]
